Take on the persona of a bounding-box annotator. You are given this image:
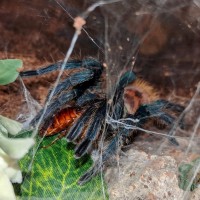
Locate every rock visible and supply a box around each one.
[105,149,198,200]
[191,188,200,200]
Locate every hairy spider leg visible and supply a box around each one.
[75,101,107,158]
[111,104,180,145]
[40,131,69,149]
[125,102,183,147]
[45,69,95,102]
[78,135,120,185]
[75,92,99,107]
[145,100,185,145]
[156,99,185,113]
[31,89,81,126]
[44,58,103,102]
[66,106,98,142]
[133,103,180,145]
[111,71,137,120]
[19,58,102,77]
[154,99,185,129]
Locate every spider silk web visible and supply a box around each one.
[1,0,200,199]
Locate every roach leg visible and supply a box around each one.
[41,131,67,149]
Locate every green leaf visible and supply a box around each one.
[17,136,108,200]
[178,158,200,191]
[0,59,23,85]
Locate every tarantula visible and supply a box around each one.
[20,58,184,185]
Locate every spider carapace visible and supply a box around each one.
[20,58,185,185]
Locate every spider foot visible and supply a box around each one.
[168,137,179,146]
[78,164,100,185]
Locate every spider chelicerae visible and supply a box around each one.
[20,58,184,185]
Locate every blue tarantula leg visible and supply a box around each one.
[112,98,124,120]
[156,99,185,113]
[116,71,136,90]
[157,112,179,145]
[76,92,99,107]
[20,58,103,77]
[78,166,99,185]
[112,71,136,105]
[156,99,185,129]
[111,71,137,120]
[82,58,103,70]
[123,105,179,145]
[144,103,180,145]
[31,89,81,126]
[78,135,120,185]
[45,69,95,102]
[66,106,98,142]
[75,102,107,158]
[20,60,81,77]
[20,62,63,77]
[158,112,175,125]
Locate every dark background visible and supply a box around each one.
[0,0,199,119]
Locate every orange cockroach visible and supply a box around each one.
[40,107,81,147]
